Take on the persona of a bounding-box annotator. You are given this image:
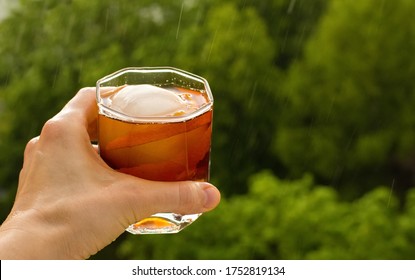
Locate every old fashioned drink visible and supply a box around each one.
[96,68,213,234]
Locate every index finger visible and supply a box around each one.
[58,87,98,140]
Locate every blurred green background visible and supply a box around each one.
[2,0,415,259]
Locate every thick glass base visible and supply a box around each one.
[126,213,201,234]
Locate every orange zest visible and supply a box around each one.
[104,110,212,150]
[132,217,177,230]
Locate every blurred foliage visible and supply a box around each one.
[120,171,415,260]
[274,0,415,198]
[1,0,415,259]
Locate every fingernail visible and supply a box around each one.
[201,183,220,209]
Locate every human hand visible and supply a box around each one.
[0,88,220,259]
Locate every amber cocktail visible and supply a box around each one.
[96,67,213,234]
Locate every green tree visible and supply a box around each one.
[273,0,415,197]
[236,0,328,69]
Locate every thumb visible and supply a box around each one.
[111,178,221,226]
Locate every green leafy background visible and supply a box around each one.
[1,0,415,259]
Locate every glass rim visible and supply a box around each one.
[96,66,213,123]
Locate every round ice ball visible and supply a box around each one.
[111,84,186,117]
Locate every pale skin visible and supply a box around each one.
[0,88,221,260]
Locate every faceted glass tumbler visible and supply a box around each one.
[96,67,213,234]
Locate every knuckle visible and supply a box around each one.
[23,136,40,158]
[77,87,95,96]
[41,118,67,140]
[26,136,40,148]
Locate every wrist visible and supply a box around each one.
[0,210,71,259]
